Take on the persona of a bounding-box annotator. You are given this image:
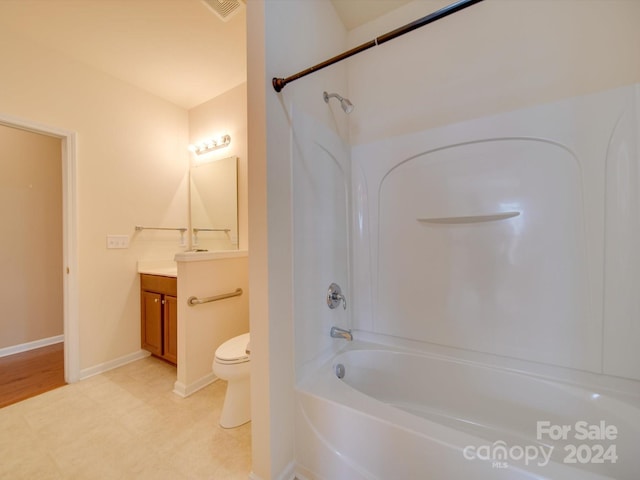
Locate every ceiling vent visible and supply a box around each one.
[201,0,245,22]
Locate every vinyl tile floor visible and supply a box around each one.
[0,355,251,479]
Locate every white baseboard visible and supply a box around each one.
[173,372,218,398]
[79,349,150,380]
[278,461,298,480]
[248,461,299,480]
[290,466,315,480]
[0,334,64,358]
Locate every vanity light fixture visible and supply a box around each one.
[189,134,231,155]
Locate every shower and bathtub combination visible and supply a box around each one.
[291,83,640,479]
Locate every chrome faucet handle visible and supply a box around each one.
[327,283,347,310]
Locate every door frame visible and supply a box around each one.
[0,113,79,383]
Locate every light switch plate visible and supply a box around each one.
[107,235,129,249]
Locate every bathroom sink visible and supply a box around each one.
[136,262,178,277]
[143,267,177,277]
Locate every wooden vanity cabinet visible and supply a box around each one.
[140,274,177,365]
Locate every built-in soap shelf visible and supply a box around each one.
[417,211,520,225]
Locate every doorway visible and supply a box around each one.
[0,114,78,384]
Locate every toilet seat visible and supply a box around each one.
[215,333,250,365]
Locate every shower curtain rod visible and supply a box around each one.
[272,0,484,93]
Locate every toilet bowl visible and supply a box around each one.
[212,332,250,428]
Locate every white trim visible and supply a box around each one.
[0,113,75,138]
[79,349,150,380]
[0,113,79,384]
[288,466,314,480]
[0,335,64,358]
[173,372,218,397]
[276,462,299,480]
[62,131,79,383]
[248,462,300,480]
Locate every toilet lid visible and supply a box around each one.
[215,333,250,363]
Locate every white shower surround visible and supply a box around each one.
[293,84,640,478]
[351,83,640,380]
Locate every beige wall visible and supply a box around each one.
[0,31,190,371]
[246,1,271,477]
[0,17,248,379]
[248,0,348,478]
[175,253,249,393]
[348,0,640,145]
[0,125,63,349]
[188,82,248,251]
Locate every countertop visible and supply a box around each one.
[137,250,247,276]
[137,261,177,277]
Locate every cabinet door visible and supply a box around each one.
[163,295,178,365]
[141,291,163,356]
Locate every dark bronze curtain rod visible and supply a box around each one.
[272,0,485,93]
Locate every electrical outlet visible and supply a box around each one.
[107,235,129,249]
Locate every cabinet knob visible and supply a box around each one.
[154,298,158,303]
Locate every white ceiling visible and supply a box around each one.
[331,0,413,30]
[0,0,410,110]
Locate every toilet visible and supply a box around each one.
[212,332,251,428]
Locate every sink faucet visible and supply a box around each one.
[330,326,353,341]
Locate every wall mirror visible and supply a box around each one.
[190,155,238,251]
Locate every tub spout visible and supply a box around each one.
[330,326,353,341]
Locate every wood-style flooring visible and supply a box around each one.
[0,343,66,408]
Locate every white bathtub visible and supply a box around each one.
[295,343,640,480]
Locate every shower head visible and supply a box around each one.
[323,91,354,114]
